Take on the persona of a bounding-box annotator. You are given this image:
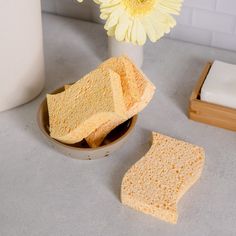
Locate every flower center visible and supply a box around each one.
[122,0,156,16]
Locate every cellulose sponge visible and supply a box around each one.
[99,56,141,110]
[47,68,126,144]
[85,56,156,147]
[121,132,205,224]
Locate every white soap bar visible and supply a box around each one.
[201,60,236,109]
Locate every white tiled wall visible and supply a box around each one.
[41,0,236,51]
[169,0,236,51]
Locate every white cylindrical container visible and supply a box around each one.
[0,0,45,112]
[108,36,143,68]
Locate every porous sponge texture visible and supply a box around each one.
[47,68,126,144]
[85,56,156,147]
[127,62,156,117]
[99,56,140,110]
[121,132,205,224]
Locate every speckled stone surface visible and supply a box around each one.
[0,13,236,236]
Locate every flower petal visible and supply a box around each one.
[136,19,147,45]
[104,5,123,30]
[97,0,182,45]
[115,13,130,41]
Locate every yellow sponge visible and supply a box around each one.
[85,56,156,147]
[121,132,205,224]
[99,56,141,110]
[47,68,126,144]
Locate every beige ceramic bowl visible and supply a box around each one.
[37,86,138,160]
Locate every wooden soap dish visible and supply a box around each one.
[189,62,236,131]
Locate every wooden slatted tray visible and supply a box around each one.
[189,62,236,131]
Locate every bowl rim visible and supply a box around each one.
[37,88,138,151]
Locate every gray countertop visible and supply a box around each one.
[1,13,236,236]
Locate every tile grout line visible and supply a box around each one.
[212,0,218,46]
[194,8,236,18]
[214,0,218,10]
[190,7,193,26]
[234,16,236,34]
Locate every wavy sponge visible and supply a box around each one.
[121,132,205,224]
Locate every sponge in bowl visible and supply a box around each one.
[47,68,126,144]
[85,56,156,147]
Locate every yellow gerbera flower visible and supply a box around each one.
[96,0,183,45]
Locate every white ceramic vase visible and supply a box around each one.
[108,37,143,68]
[0,0,45,112]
